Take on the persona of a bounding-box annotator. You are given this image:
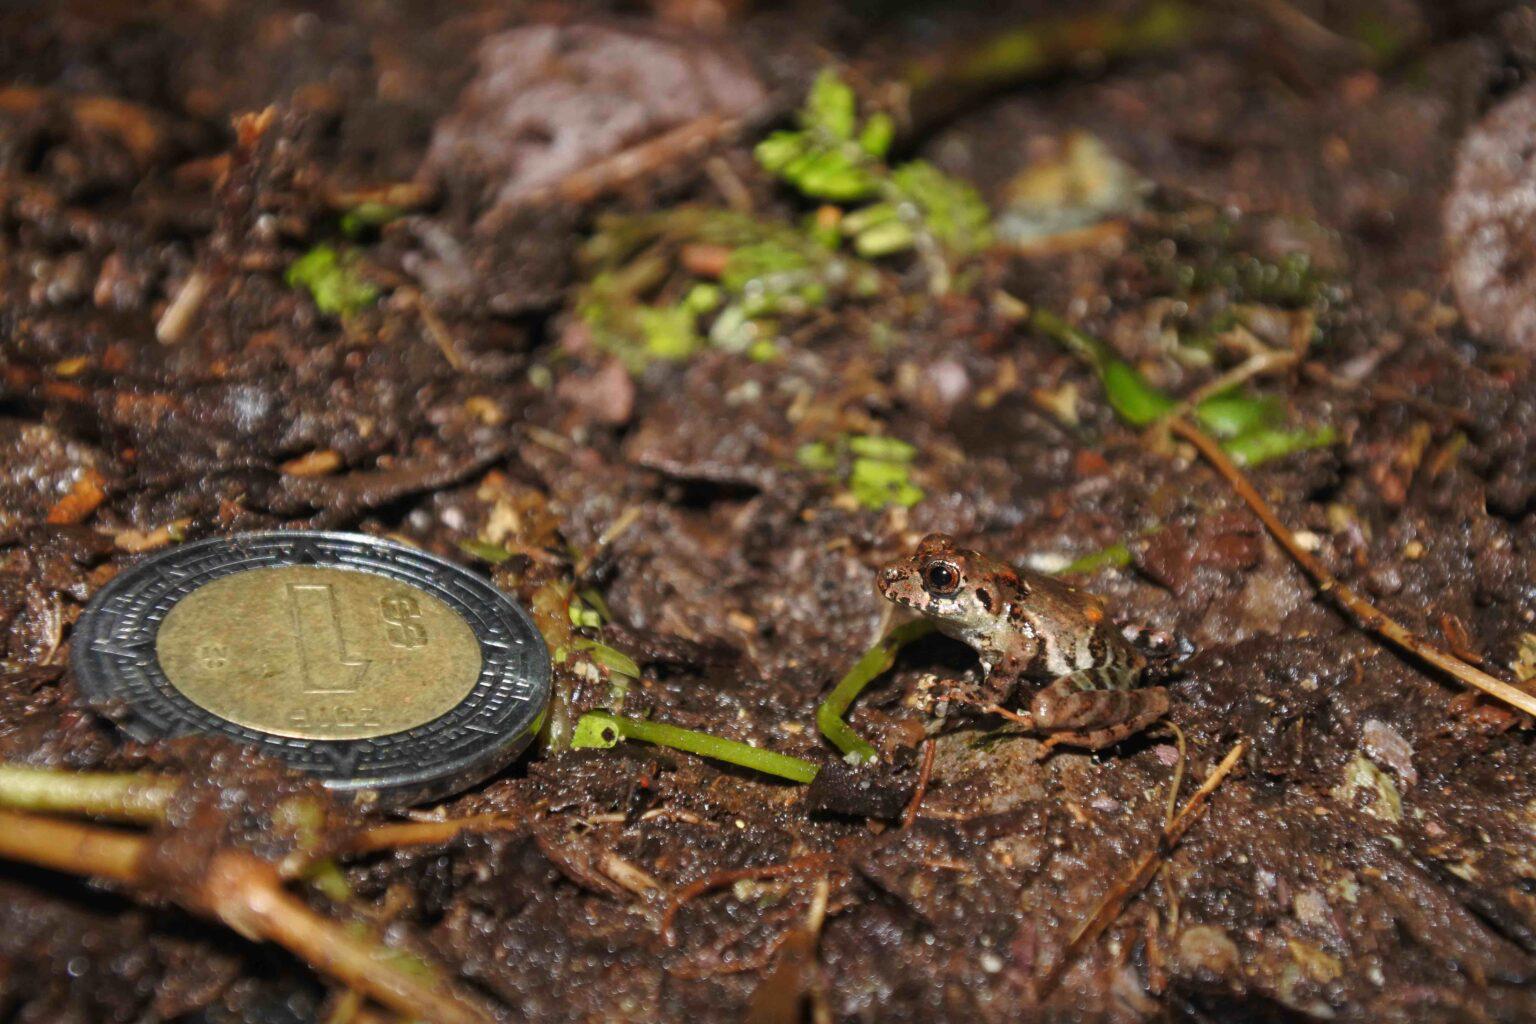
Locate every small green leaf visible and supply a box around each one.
[1195,392,1284,438]
[1101,360,1176,427]
[572,713,623,750]
[796,441,838,472]
[1223,425,1338,467]
[575,640,641,679]
[577,587,613,624]
[636,305,702,361]
[285,245,379,317]
[849,457,924,509]
[846,434,916,462]
[568,598,603,630]
[795,152,880,202]
[888,160,993,255]
[683,282,722,314]
[459,540,512,564]
[859,112,896,158]
[853,219,916,257]
[748,339,780,362]
[340,202,403,238]
[754,131,806,174]
[803,68,858,140]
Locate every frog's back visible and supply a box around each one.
[1011,566,1143,687]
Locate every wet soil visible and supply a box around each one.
[4,1,1536,1021]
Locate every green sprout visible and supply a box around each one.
[755,70,889,202]
[756,69,991,283]
[1032,309,1339,467]
[577,207,880,371]
[797,433,925,510]
[285,244,379,317]
[567,592,604,630]
[572,710,819,784]
[816,619,936,764]
[574,639,640,679]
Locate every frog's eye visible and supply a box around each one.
[921,560,961,596]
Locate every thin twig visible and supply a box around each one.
[662,854,832,946]
[548,115,741,207]
[347,814,525,855]
[902,740,937,829]
[1169,417,1536,718]
[1035,740,1245,1001]
[0,810,496,1024]
[1160,722,1188,828]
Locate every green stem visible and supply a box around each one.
[573,711,820,784]
[0,764,178,824]
[816,619,936,765]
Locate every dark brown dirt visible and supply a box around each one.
[4,1,1536,1022]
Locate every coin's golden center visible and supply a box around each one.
[156,565,482,740]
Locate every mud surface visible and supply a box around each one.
[4,1,1536,1021]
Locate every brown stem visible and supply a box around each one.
[0,808,145,881]
[0,809,496,1024]
[902,740,937,829]
[346,814,525,855]
[663,854,832,946]
[200,852,492,1024]
[1169,417,1536,718]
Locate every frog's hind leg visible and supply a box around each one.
[1028,671,1169,751]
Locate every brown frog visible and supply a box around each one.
[877,534,1169,750]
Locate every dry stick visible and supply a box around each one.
[1169,417,1536,718]
[901,739,937,829]
[550,115,740,207]
[662,854,832,946]
[347,813,526,855]
[0,809,495,1024]
[1034,740,1246,1002]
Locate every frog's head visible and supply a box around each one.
[877,534,1029,657]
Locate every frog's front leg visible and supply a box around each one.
[1028,672,1169,751]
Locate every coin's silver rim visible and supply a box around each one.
[71,531,551,806]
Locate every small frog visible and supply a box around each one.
[877,533,1169,750]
